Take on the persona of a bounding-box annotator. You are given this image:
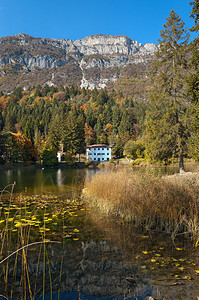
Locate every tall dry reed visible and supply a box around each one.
[83,169,199,245]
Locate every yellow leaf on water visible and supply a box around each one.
[142,251,148,255]
[151,259,156,262]
[141,265,146,269]
[176,248,183,251]
[0,220,5,224]
[14,222,22,227]
[182,276,191,280]
[195,270,199,273]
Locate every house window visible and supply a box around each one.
[94,153,96,155]
[94,158,96,161]
[94,148,96,150]
[102,158,104,160]
[102,148,104,150]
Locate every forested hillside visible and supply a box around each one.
[0,85,146,164]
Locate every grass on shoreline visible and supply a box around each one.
[83,169,199,246]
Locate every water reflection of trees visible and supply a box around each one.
[87,207,199,299]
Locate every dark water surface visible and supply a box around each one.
[0,168,97,194]
[0,167,199,299]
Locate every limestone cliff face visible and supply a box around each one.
[73,34,142,55]
[0,33,157,92]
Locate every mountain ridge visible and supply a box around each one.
[0,33,157,94]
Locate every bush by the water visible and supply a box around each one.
[84,169,199,246]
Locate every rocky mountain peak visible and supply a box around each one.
[0,33,157,92]
[73,34,143,56]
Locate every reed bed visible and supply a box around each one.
[83,169,199,246]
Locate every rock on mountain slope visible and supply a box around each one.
[0,33,157,93]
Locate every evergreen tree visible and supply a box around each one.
[64,109,85,157]
[96,89,109,106]
[47,114,64,150]
[112,136,123,158]
[42,84,51,97]
[187,0,199,159]
[75,115,86,161]
[112,106,121,134]
[102,101,112,124]
[12,87,23,101]
[145,10,190,172]
[94,115,105,143]
[190,0,199,32]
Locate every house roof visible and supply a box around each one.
[87,144,111,148]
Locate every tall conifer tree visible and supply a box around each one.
[187,0,199,159]
[145,10,190,172]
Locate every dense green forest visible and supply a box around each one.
[0,1,198,170]
[0,85,142,163]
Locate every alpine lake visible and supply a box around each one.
[0,167,199,300]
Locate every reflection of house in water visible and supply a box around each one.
[86,144,111,162]
[56,169,63,186]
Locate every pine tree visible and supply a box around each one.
[145,10,190,172]
[47,114,64,150]
[112,106,121,134]
[190,0,199,32]
[64,109,86,158]
[187,0,199,160]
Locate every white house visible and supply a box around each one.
[86,144,111,162]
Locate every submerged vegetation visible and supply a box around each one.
[0,183,91,299]
[84,169,199,246]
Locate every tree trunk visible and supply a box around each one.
[179,152,185,173]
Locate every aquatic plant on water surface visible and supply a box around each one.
[0,183,87,299]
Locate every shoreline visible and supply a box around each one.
[0,162,88,170]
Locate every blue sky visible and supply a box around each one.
[0,0,196,44]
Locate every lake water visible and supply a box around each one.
[0,167,199,299]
